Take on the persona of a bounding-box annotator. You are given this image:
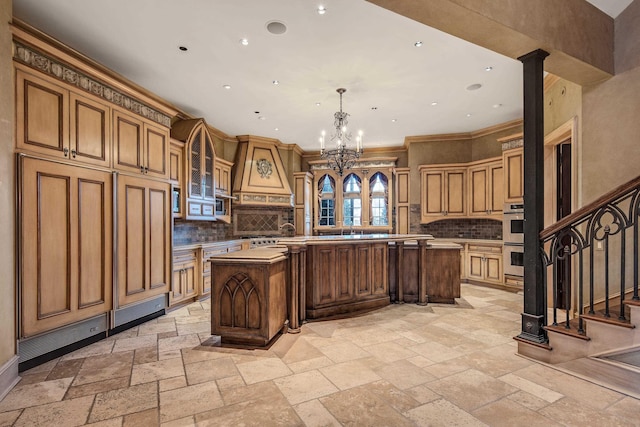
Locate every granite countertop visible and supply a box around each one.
[277,234,434,246]
[173,239,247,251]
[433,238,503,246]
[209,247,288,263]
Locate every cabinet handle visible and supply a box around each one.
[144,166,149,174]
[71,149,77,158]
[63,147,69,157]
[140,165,145,173]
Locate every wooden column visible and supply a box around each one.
[417,240,428,306]
[518,49,549,344]
[298,246,307,325]
[397,241,404,303]
[288,245,301,333]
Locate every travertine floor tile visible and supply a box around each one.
[320,387,414,427]
[159,381,223,423]
[0,378,72,412]
[374,359,437,390]
[472,398,562,427]
[293,399,341,427]
[122,408,159,427]
[404,398,487,427]
[236,357,292,385]
[89,382,158,423]
[130,358,185,385]
[539,397,636,426]
[427,369,518,411]
[184,357,238,385]
[4,283,638,427]
[14,395,94,427]
[319,360,381,390]
[274,370,339,405]
[73,352,133,386]
[65,376,130,400]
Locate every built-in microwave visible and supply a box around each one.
[215,199,225,216]
[503,203,524,244]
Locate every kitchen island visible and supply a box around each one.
[210,234,461,345]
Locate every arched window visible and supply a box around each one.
[370,172,388,226]
[318,174,335,226]
[343,174,362,226]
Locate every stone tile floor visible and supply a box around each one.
[1,284,639,426]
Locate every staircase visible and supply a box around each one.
[516,175,640,397]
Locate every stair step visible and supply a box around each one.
[581,313,635,329]
[626,299,640,307]
[544,322,590,340]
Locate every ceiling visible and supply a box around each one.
[12,0,632,151]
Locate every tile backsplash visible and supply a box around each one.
[409,205,502,240]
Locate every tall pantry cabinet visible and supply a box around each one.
[14,32,176,366]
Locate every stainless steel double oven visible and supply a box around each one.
[503,203,524,277]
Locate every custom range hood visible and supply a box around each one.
[232,135,293,207]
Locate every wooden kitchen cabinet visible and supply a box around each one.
[113,108,169,179]
[394,168,411,234]
[16,66,111,168]
[117,174,171,307]
[468,157,503,218]
[293,172,313,236]
[503,147,524,203]
[170,249,198,307]
[19,156,113,337]
[466,243,503,286]
[171,119,217,220]
[170,140,184,218]
[214,158,233,223]
[419,165,467,223]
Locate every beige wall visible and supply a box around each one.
[0,0,16,367]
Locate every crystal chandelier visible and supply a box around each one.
[319,88,363,176]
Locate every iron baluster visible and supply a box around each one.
[604,225,610,318]
[563,245,570,329]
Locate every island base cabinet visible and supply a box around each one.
[305,243,390,319]
[210,251,288,346]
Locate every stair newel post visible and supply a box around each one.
[517,49,549,344]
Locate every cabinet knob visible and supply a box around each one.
[63,147,69,157]
[71,149,77,159]
[140,165,145,173]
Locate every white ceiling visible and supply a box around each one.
[12,0,630,151]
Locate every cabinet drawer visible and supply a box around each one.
[173,250,197,265]
[468,244,502,254]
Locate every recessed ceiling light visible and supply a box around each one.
[266,21,287,35]
[274,128,279,131]
[315,102,321,106]
[178,46,188,51]
[272,80,279,85]
[431,102,438,106]
[240,38,249,46]
[466,83,482,91]
[371,107,378,110]
[414,41,423,47]
[485,66,493,71]
[466,113,473,117]
[222,84,231,90]
[317,5,326,15]
[391,118,397,123]
[493,103,503,108]
[258,116,266,120]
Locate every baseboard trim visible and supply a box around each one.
[0,355,20,402]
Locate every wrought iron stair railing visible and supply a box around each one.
[540,175,640,335]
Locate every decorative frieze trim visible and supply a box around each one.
[501,138,524,151]
[309,157,397,171]
[13,42,172,127]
